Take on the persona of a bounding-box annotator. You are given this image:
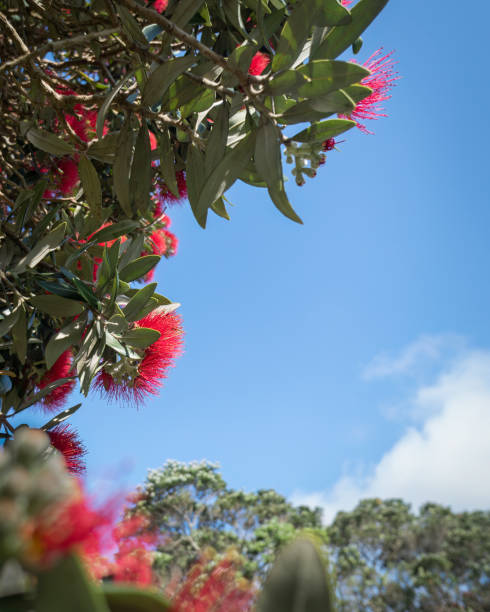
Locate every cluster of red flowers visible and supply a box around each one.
[47,424,87,475]
[95,309,184,405]
[38,350,76,411]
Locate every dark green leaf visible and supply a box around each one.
[158,128,179,198]
[119,255,161,282]
[255,122,302,223]
[186,144,207,227]
[102,584,171,612]
[45,319,84,369]
[15,179,48,234]
[309,89,355,114]
[71,277,99,309]
[23,124,75,156]
[256,538,336,612]
[89,220,139,244]
[41,403,82,431]
[96,73,133,139]
[123,283,157,322]
[196,132,256,227]
[278,101,328,124]
[311,0,390,60]
[30,295,85,318]
[88,132,119,163]
[121,327,161,348]
[0,307,21,337]
[13,222,66,274]
[78,155,102,217]
[180,86,215,117]
[105,331,140,359]
[18,377,74,412]
[352,35,363,54]
[169,0,206,28]
[143,56,196,107]
[130,123,152,214]
[205,102,229,176]
[35,279,81,301]
[36,554,110,612]
[210,198,230,220]
[291,118,355,142]
[160,75,206,111]
[113,121,135,217]
[117,5,149,47]
[317,0,352,27]
[11,307,26,365]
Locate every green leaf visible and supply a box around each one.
[18,377,74,412]
[352,35,363,54]
[180,86,215,117]
[23,124,75,156]
[343,83,372,104]
[309,89,355,114]
[0,307,21,337]
[0,593,33,611]
[13,222,66,274]
[205,103,229,176]
[89,220,139,244]
[130,123,152,214]
[45,319,85,369]
[291,118,355,142]
[87,132,119,163]
[123,283,157,322]
[11,307,26,365]
[160,75,206,111]
[256,538,336,612]
[113,122,135,217]
[317,0,352,26]
[36,554,110,612]
[105,331,140,359]
[15,178,48,234]
[96,73,133,139]
[119,255,161,282]
[158,128,180,198]
[195,132,256,227]
[78,155,102,217]
[168,0,206,28]
[41,403,82,431]
[117,5,149,48]
[278,101,330,124]
[30,295,85,318]
[143,55,196,107]
[121,327,161,348]
[267,60,370,97]
[102,584,171,612]
[210,198,230,220]
[186,144,207,227]
[255,122,302,223]
[311,0,390,60]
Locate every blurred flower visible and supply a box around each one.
[342,48,398,134]
[144,229,178,281]
[95,310,183,405]
[57,158,79,195]
[341,0,353,7]
[47,424,87,475]
[39,351,75,412]
[147,0,168,13]
[155,171,188,207]
[249,52,270,76]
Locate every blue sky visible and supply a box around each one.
[30,0,490,518]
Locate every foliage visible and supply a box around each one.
[329,498,490,611]
[0,0,392,451]
[128,460,326,583]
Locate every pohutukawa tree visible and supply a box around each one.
[0,0,395,606]
[0,0,396,474]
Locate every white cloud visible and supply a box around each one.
[292,348,490,523]
[362,333,465,380]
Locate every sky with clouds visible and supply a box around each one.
[23,1,490,521]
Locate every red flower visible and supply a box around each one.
[341,0,353,6]
[47,424,87,475]
[342,48,398,134]
[39,350,76,412]
[143,229,178,281]
[147,0,168,13]
[57,158,80,195]
[155,171,188,207]
[95,310,183,405]
[249,52,270,76]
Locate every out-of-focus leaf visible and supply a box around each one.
[256,538,336,612]
[143,55,196,106]
[41,403,82,431]
[142,23,163,42]
[158,128,179,198]
[0,307,21,337]
[121,327,160,349]
[113,121,134,217]
[117,5,148,47]
[119,255,161,282]
[195,132,256,227]
[255,122,302,223]
[130,123,152,214]
[11,307,26,365]
[311,0,390,60]
[22,124,75,156]
[123,283,157,322]
[37,554,110,612]
[78,155,102,217]
[30,295,85,318]
[96,73,133,139]
[102,584,171,612]
[291,118,355,142]
[13,223,66,274]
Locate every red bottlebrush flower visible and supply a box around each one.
[147,0,168,12]
[39,350,76,412]
[94,310,183,405]
[149,131,158,151]
[150,228,178,258]
[341,0,353,7]
[57,158,80,195]
[47,424,87,475]
[342,48,398,134]
[249,52,270,76]
[155,171,188,207]
[112,514,157,586]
